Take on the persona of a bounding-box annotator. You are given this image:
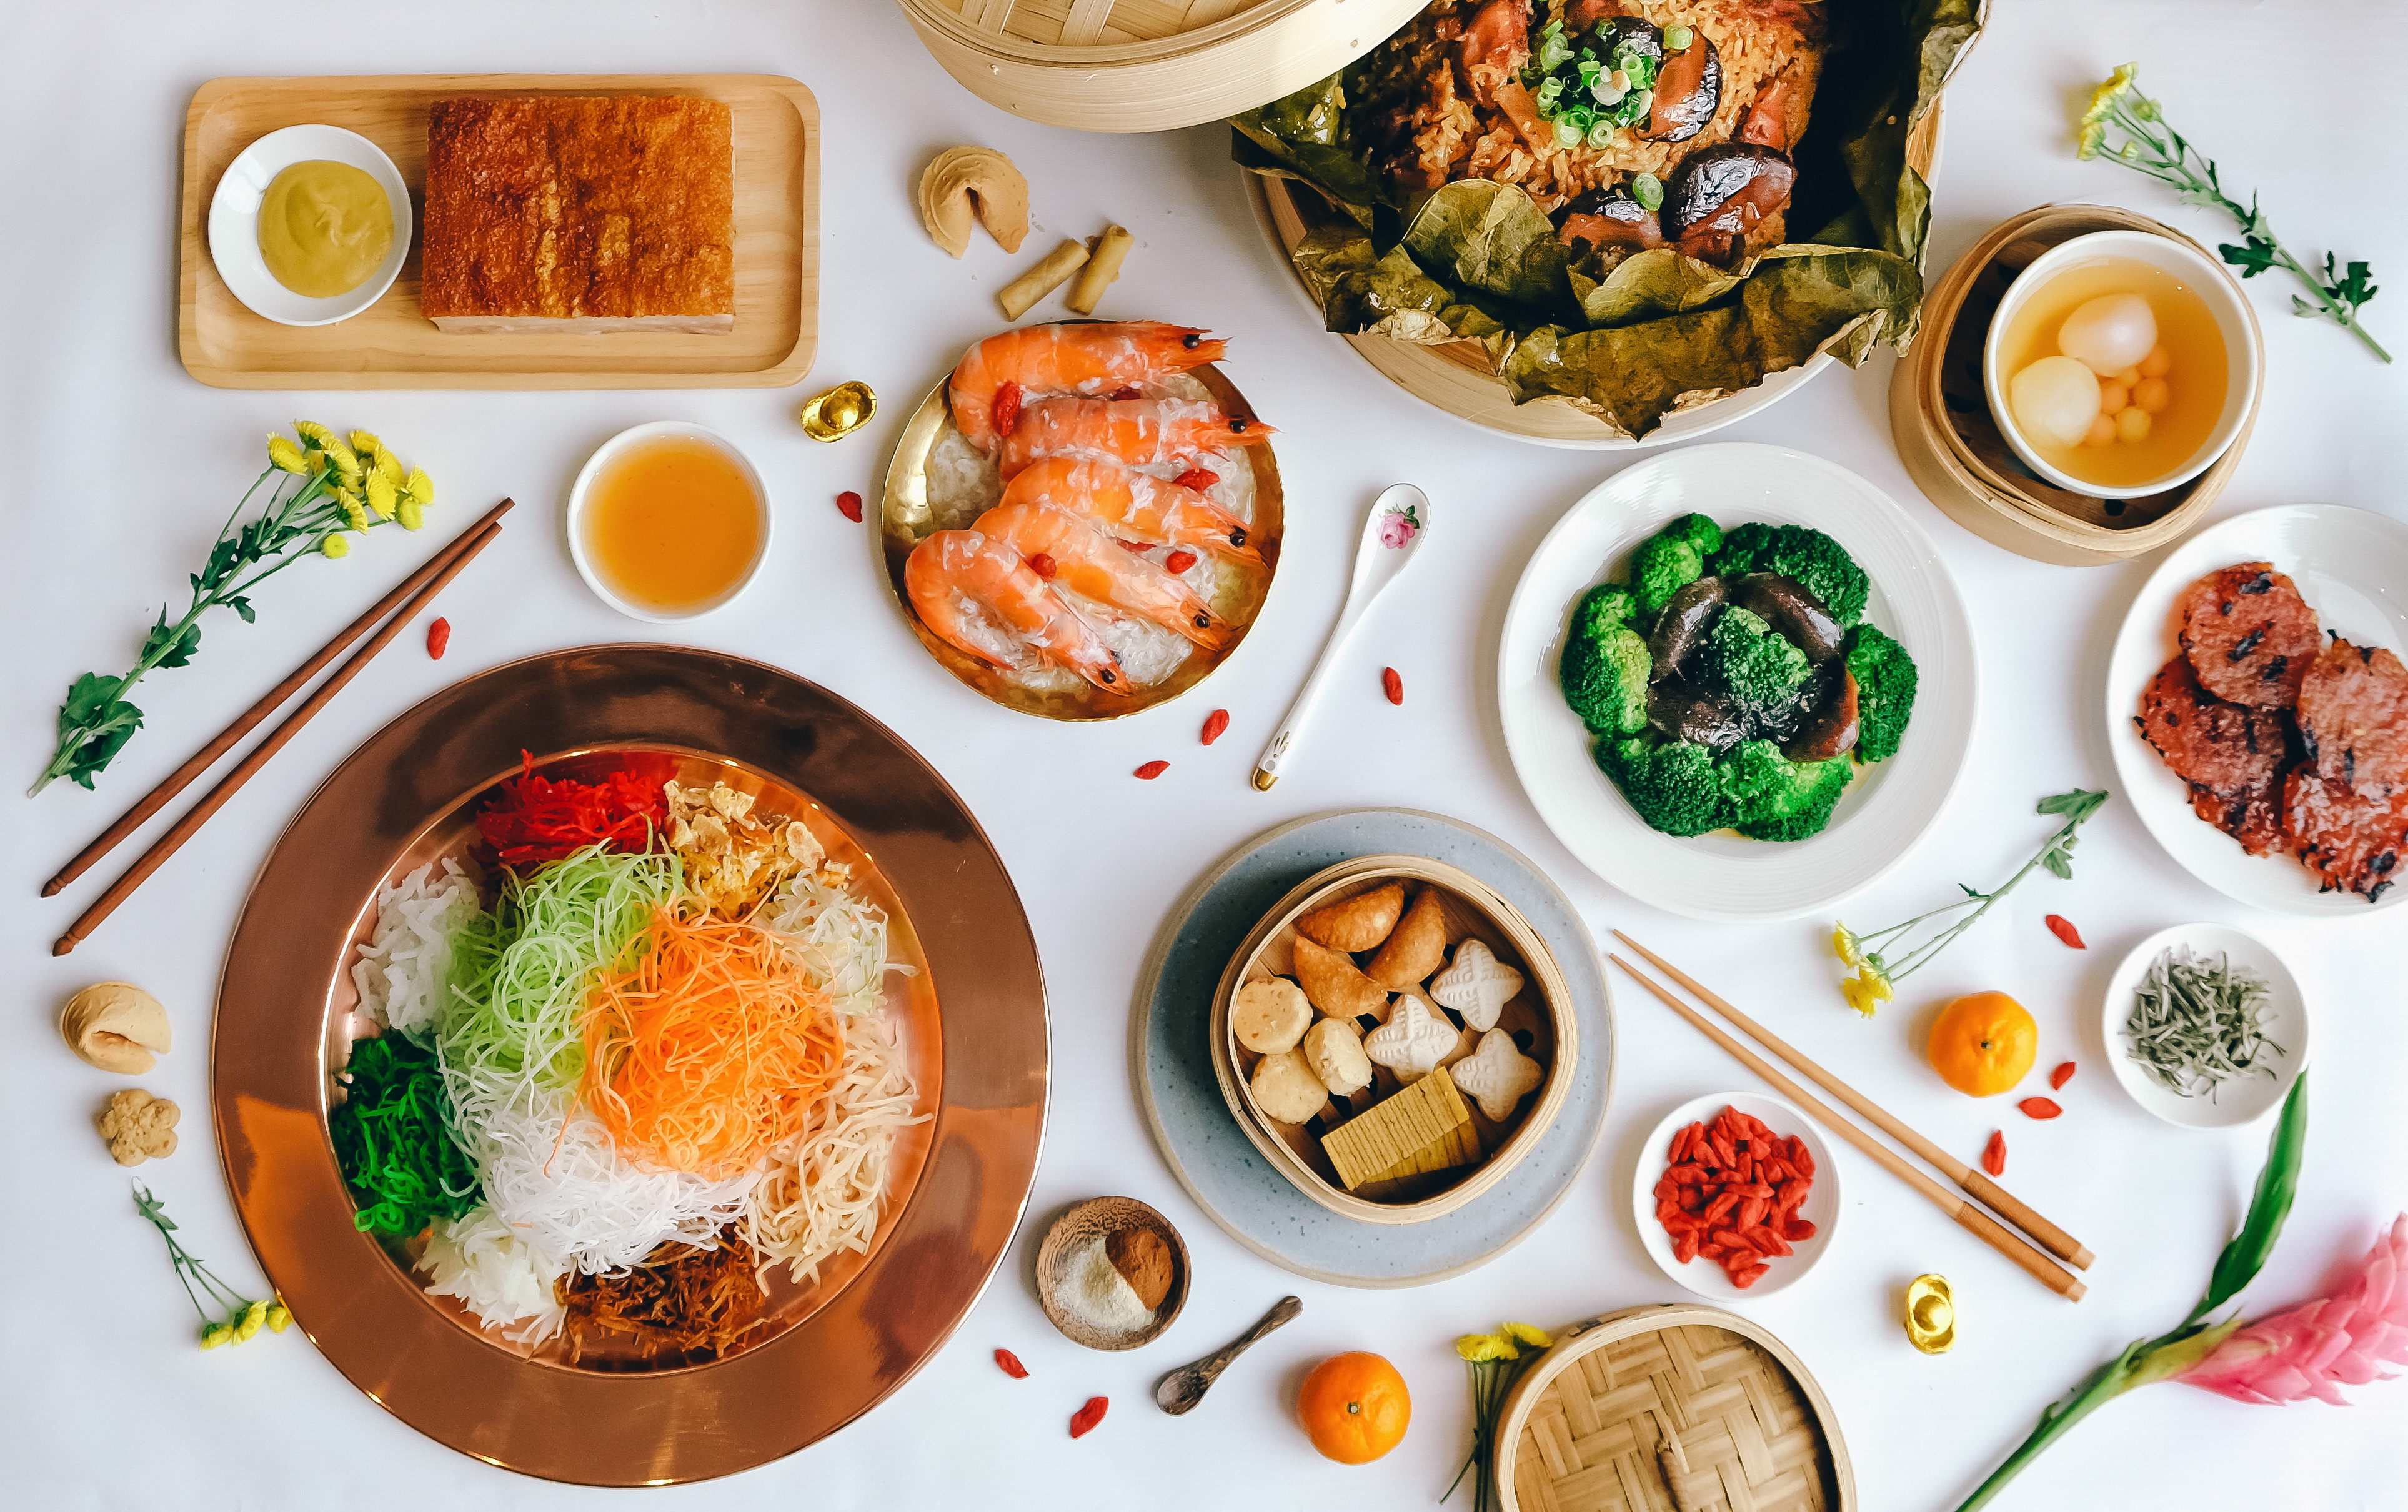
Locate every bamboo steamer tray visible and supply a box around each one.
[1496,1305,1855,1512]
[178,74,818,390]
[898,0,1426,134]
[1888,204,2262,565]
[1209,855,1576,1224]
[877,340,1281,720]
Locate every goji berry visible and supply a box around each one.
[992,382,1023,438]
[2044,914,2086,949]
[1027,551,1057,579]
[835,490,864,522]
[2049,1061,2076,1091]
[1108,385,1142,401]
[1173,467,1219,492]
[1382,667,1404,705]
[1133,760,1170,780]
[994,1348,1028,1379]
[1200,709,1230,745]
[2017,1097,2063,1120]
[1069,1395,1108,1438]
[1163,549,1198,575]
[1982,1129,2006,1177]
[1116,537,1150,553]
[425,617,451,660]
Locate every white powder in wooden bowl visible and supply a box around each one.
[1063,1235,1152,1333]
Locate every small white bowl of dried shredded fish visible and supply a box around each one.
[2103,923,2308,1129]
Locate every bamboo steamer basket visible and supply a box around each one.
[897,0,1426,133]
[1496,1305,1855,1512]
[1209,855,1576,1225]
[1889,204,2264,567]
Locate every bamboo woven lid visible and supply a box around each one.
[1495,1305,1853,1512]
[1888,203,2263,566]
[897,0,1426,133]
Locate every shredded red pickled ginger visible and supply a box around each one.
[476,750,672,868]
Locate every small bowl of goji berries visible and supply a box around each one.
[1633,1093,1839,1300]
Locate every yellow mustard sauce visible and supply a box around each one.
[257,161,392,298]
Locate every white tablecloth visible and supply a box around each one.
[4,3,2403,1508]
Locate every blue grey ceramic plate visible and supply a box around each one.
[1132,810,1614,1286]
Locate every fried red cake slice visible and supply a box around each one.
[2136,654,2294,855]
[2296,637,2408,797]
[2282,765,2408,902]
[2176,563,2321,709]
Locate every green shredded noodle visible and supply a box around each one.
[330,1033,480,1236]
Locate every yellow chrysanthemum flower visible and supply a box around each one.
[1503,1321,1553,1350]
[1456,1333,1510,1363]
[365,470,397,520]
[402,467,434,508]
[372,447,404,487]
[1840,968,1894,1018]
[321,532,351,559]
[2076,121,2106,161]
[1831,925,1864,968]
[200,1325,230,1351]
[266,1303,292,1334]
[324,439,363,479]
[339,489,371,532]
[2081,64,2137,129]
[347,429,383,457]
[236,1300,267,1341]
[293,420,337,450]
[396,499,424,532]
[266,434,309,475]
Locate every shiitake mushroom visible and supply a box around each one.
[1665,143,1796,262]
[1640,29,1721,143]
[1784,667,1861,762]
[1648,679,1746,751]
[1648,577,1726,682]
[1754,658,1839,745]
[1556,186,1666,251]
[1729,573,1843,661]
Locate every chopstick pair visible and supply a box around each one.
[1609,931,2093,1302]
[46,499,514,955]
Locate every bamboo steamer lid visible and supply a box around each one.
[1495,1305,1854,1512]
[1888,204,2264,567]
[897,0,1427,134]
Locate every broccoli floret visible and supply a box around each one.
[1693,607,1811,727]
[1599,734,1730,837]
[1560,590,1652,735]
[1709,523,1871,625]
[1631,514,1723,618]
[1846,623,1919,762]
[1716,739,1854,842]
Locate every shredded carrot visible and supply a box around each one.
[582,907,843,1180]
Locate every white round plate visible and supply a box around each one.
[2103,504,2408,917]
[1632,1092,1839,1300]
[565,422,773,623]
[206,124,411,327]
[1498,442,1979,920]
[2100,922,2309,1128]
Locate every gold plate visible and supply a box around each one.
[877,337,1283,720]
[214,646,1047,1483]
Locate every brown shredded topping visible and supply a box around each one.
[560,1238,773,1368]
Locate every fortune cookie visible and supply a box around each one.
[1366,887,1448,988]
[1451,1030,1543,1122]
[1232,977,1313,1055]
[1249,1048,1330,1124]
[916,146,1029,257]
[1295,881,1405,953]
[1429,938,1525,1032]
[1302,1017,1374,1097]
[60,982,172,1075]
[1291,937,1391,1022]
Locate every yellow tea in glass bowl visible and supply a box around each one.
[1995,256,2229,492]
[572,425,769,620]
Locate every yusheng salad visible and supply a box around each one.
[1234,0,1980,438]
[333,754,924,1364]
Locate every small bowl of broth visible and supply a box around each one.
[568,423,771,622]
[1983,229,2259,497]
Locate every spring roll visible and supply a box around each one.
[997,239,1089,321]
[1064,224,1133,315]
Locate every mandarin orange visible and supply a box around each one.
[1928,991,2038,1097]
[1297,1351,1411,1463]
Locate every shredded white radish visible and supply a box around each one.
[352,858,482,1038]
[417,1203,570,1345]
[476,1094,760,1276]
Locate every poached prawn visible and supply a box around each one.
[997,395,1273,479]
[972,499,1233,651]
[998,455,1265,567]
[903,530,1131,694]
[949,321,1226,453]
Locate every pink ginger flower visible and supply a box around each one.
[2176,1214,2408,1406]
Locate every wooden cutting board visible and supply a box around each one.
[178,74,818,390]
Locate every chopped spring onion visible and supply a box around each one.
[1586,120,1618,149]
[2124,945,2285,1101]
[1665,24,1694,50]
[1632,172,1665,212]
[1555,117,1584,149]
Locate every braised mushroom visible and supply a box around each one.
[1730,573,1844,661]
[1640,29,1721,143]
[1648,577,1726,682]
[1756,658,1839,744]
[1665,144,1796,263]
[1648,680,1746,751]
[1557,186,1666,252]
[1784,667,1862,762]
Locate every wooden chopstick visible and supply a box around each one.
[44,498,517,898]
[1609,953,2087,1301]
[1616,930,2095,1270]
[51,519,505,956]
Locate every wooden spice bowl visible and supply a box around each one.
[1208,856,1576,1225]
[1494,1304,1856,1512]
[1889,203,2264,566]
[1034,1196,1190,1351]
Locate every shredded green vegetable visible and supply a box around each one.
[2124,946,2285,1100]
[330,1033,480,1236]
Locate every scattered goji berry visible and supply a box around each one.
[1200,709,1230,745]
[1382,667,1404,705]
[1109,385,1142,401]
[835,490,864,522]
[1115,537,1150,553]
[1173,467,1220,492]
[1069,1395,1108,1438]
[2049,1061,2076,1091]
[2017,1097,2063,1120]
[992,382,1023,438]
[1982,1129,2006,1177]
[1163,549,1198,575]
[425,617,450,660]
[2044,914,2086,949]
[994,1348,1028,1379]
[1027,551,1057,579]
[1133,760,1170,780]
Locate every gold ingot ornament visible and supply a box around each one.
[799,380,876,442]
[1906,1273,1956,1353]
